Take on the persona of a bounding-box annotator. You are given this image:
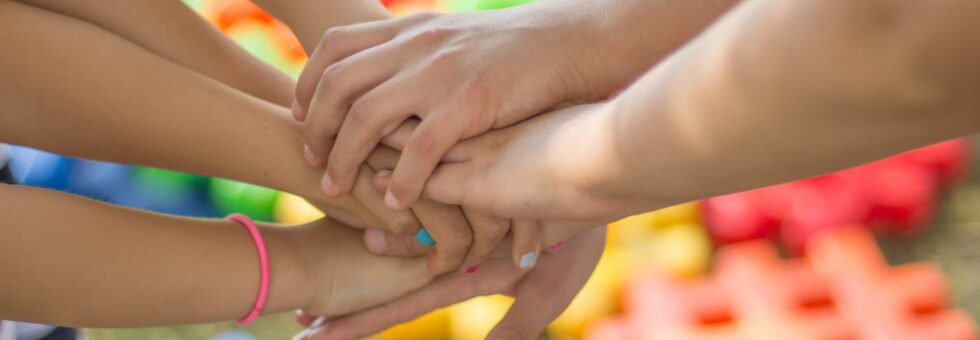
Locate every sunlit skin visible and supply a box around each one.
[418,0,980,221]
[0,1,605,336]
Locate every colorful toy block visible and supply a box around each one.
[274,193,324,225]
[703,138,971,252]
[585,228,977,340]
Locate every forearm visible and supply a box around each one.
[549,0,739,97]
[0,2,330,203]
[592,0,980,210]
[12,0,293,105]
[0,184,312,327]
[250,0,389,51]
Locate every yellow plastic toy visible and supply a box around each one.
[274,193,325,225]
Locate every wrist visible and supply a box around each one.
[259,225,318,313]
[571,102,674,216]
[543,103,648,219]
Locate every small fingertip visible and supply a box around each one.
[384,190,403,210]
[414,228,435,246]
[376,169,393,179]
[304,145,319,167]
[364,229,388,254]
[373,169,392,191]
[291,101,307,122]
[320,172,336,196]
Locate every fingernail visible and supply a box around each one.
[310,316,328,329]
[304,144,317,166]
[291,101,306,121]
[519,252,537,269]
[291,317,327,340]
[385,190,401,210]
[465,265,479,274]
[376,169,392,178]
[321,172,334,195]
[415,228,435,246]
[365,229,387,254]
[547,241,565,252]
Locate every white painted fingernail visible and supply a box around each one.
[291,317,328,340]
[304,145,317,166]
[385,191,401,210]
[321,172,334,194]
[519,252,537,269]
[310,316,328,329]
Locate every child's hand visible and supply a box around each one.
[295,226,607,340]
[293,218,433,317]
[293,5,629,211]
[362,145,541,274]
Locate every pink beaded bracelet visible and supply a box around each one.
[226,213,270,325]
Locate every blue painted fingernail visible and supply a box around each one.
[415,229,435,246]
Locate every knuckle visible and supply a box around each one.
[408,129,441,159]
[458,74,487,98]
[473,227,505,243]
[320,62,347,84]
[427,49,464,70]
[320,27,349,47]
[404,12,439,24]
[346,97,377,127]
[386,214,418,235]
[417,27,455,41]
[448,228,474,249]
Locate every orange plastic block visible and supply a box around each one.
[807,228,976,340]
[586,228,976,340]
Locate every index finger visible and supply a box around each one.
[294,20,398,120]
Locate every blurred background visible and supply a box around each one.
[6,0,978,339]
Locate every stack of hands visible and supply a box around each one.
[284,4,676,339]
[4,0,978,339]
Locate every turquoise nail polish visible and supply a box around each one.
[415,229,435,246]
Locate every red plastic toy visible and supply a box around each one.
[703,138,971,253]
[586,228,977,340]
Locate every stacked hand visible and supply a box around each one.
[281,0,690,337]
[291,2,652,280]
[296,227,607,340]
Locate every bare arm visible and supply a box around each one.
[419,0,980,221]
[0,183,310,327]
[0,182,430,327]
[597,0,980,209]
[0,1,372,221]
[12,0,294,105]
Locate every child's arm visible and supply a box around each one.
[419,0,980,221]
[0,1,396,230]
[12,0,294,105]
[0,184,429,327]
[0,1,477,274]
[0,1,340,214]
